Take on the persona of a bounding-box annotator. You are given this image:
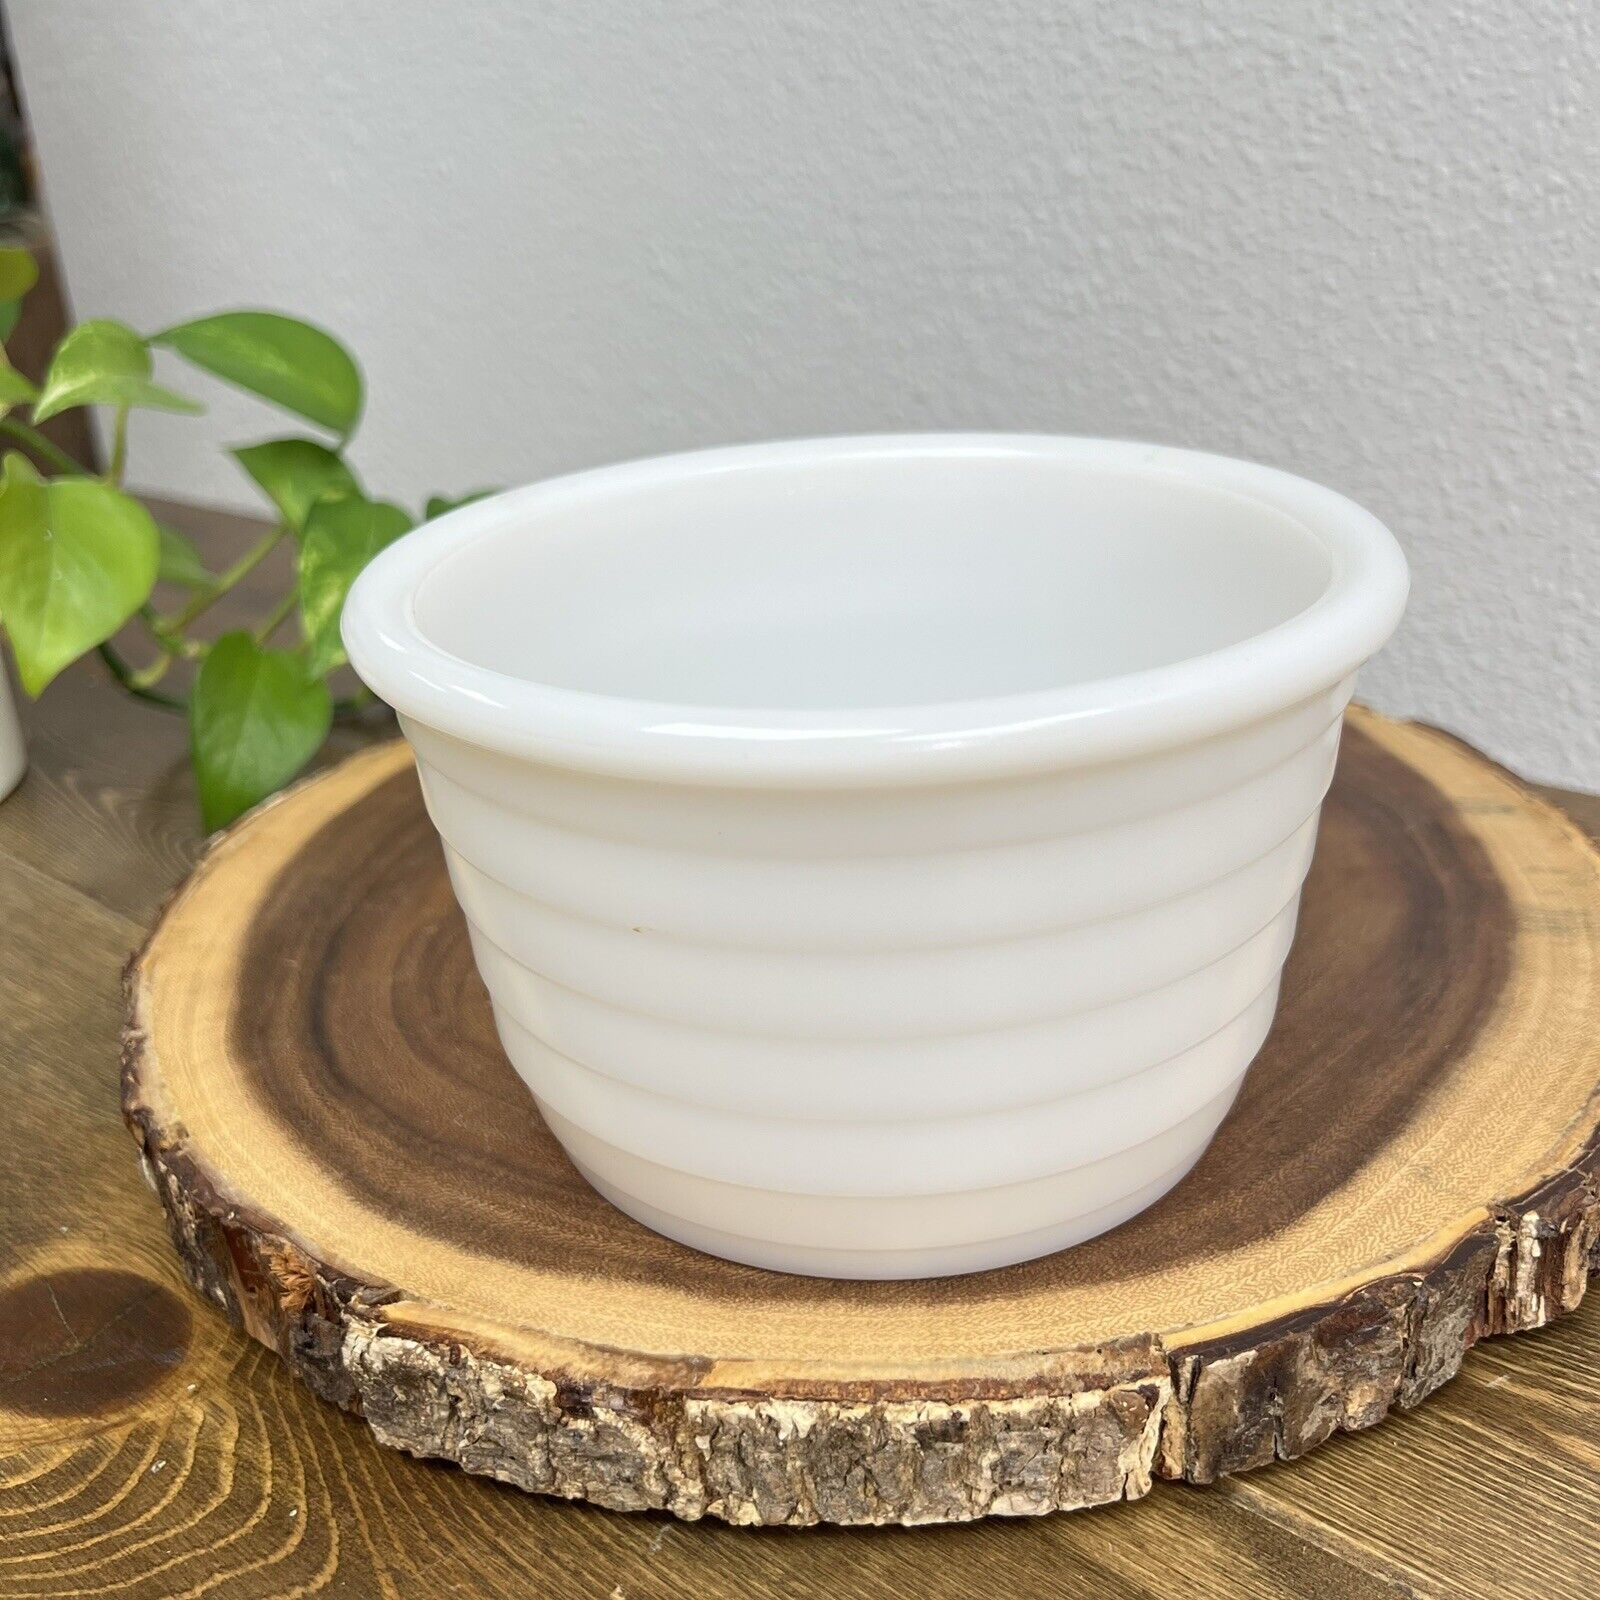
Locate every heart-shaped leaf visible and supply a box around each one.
[189,631,332,830]
[156,312,362,437]
[0,249,37,339]
[33,320,201,421]
[0,249,37,301]
[233,437,360,535]
[298,493,412,675]
[424,489,497,521]
[0,453,160,694]
[0,357,38,417]
[156,524,213,589]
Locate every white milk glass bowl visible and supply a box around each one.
[343,435,1408,1280]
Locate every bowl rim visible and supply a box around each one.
[342,433,1409,786]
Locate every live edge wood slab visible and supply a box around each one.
[121,706,1600,1528]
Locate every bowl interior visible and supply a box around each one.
[411,451,1333,712]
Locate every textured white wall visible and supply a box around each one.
[8,1,1598,784]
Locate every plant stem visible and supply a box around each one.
[161,523,288,630]
[253,590,296,644]
[137,603,205,661]
[0,417,86,476]
[129,653,173,690]
[97,642,186,710]
[107,404,130,485]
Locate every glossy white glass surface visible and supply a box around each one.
[0,667,23,802]
[344,434,1408,1278]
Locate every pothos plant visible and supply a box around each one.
[0,245,487,829]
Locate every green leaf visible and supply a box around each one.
[232,437,360,535]
[0,249,36,341]
[0,453,159,694]
[0,357,38,417]
[156,524,212,589]
[298,493,412,675]
[424,489,497,521]
[155,312,362,437]
[0,249,37,301]
[189,631,332,830]
[33,319,202,421]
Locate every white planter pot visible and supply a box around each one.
[344,434,1408,1279]
[0,661,25,801]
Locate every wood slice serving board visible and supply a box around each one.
[122,707,1600,1527]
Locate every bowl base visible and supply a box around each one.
[569,1148,1211,1279]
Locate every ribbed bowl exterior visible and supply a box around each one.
[400,674,1354,1278]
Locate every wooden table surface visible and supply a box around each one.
[2,504,1598,1599]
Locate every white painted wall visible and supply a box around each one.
[8,1,1597,784]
